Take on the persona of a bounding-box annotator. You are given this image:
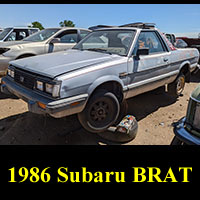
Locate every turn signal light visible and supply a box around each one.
[37,102,46,109]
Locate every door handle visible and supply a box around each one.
[163,58,169,62]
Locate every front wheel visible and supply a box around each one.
[78,90,120,133]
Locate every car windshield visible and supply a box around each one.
[0,28,12,40]
[23,28,60,42]
[73,29,136,56]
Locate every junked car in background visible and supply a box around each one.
[171,84,200,145]
[176,36,200,58]
[175,38,188,49]
[166,34,200,70]
[0,27,39,42]
[165,33,176,46]
[174,39,200,70]
[1,22,199,134]
[0,27,91,76]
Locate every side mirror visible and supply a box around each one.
[50,38,60,44]
[136,47,149,57]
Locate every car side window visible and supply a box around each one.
[19,31,26,39]
[80,30,90,40]
[57,30,78,43]
[29,29,38,35]
[5,32,16,41]
[136,31,165,54]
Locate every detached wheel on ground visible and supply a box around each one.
[97,116,138,143]
[78,90,120,133]
[168,73,185,97]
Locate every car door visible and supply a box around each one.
[126,30,171,98]
[49,30,78,53]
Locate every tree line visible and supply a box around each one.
[29,20,75,30]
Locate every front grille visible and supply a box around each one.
[14,69,35,89]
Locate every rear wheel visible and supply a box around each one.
[168,73,185,97]
[78,90,120,133]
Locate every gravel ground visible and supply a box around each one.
[0,71,199,145]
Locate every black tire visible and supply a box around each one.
[114,100,128,125]
[168,73,185,97]
[170,136,185,145]
[78,90,120,133]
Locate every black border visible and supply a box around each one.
[0,2,199,193]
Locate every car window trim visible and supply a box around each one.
[48,29,78,44]
[73,29,136,57]
[3,29,13,41]
[138,30,169,55]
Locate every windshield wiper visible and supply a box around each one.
[86,48,112,55]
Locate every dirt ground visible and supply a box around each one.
[0,71,200,145]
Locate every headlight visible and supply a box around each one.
[36,80,44,91]
[45,83,60,97]
[46,83,53,94]
[52,84,60,97]
[36,80,60,97]
[7,68,15,78]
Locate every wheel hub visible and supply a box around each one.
[177,77,185,93]
[90,101,109,121]
[97,108,105,116]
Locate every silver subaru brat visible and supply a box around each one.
[1,23,199,133]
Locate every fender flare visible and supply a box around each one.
[87,75,125,96]
[179,60,190,72]
[178,61,191,82]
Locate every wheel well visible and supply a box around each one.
[180,64,190,83]
[16,54,35,60]
[91,81,124,103]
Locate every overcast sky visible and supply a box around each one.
[0,4,200,36]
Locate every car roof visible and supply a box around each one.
[4,27,39,30]
[89,22,156,31]
[44,27,91,31]
[91,27,158,32]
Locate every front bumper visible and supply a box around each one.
[0,55,12,76]
[173,117,200,145]
[1,76,88,118]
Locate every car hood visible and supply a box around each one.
[10,49,124,79]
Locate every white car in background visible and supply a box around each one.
[0,27,91,76]
[0,27,39,42]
